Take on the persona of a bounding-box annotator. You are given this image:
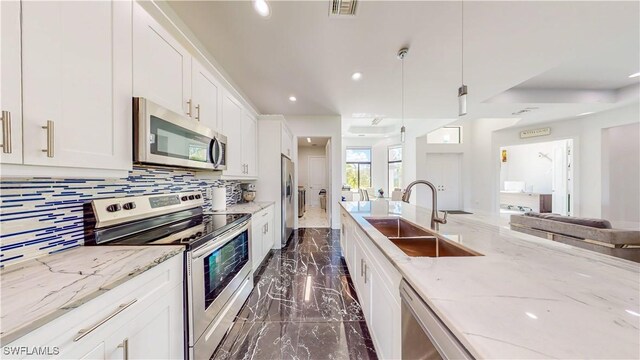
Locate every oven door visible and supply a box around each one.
[188,220,251,345]
[134,97,217,170]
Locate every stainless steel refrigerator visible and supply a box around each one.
[281,155,294,246]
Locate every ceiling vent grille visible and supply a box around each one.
[330,0,357,17]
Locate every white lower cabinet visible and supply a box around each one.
[341,210,402,359]
[251,205,275,271]
[3,254,185,360]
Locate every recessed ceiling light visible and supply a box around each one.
[577,112,594,116]
[306,137,311,143]
[351,72,362,81]
[358,134,365,137]
[253,0,271,17]
[629,72,640,78]
[289,96,297,102]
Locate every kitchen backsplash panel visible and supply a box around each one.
[0,167,242,267]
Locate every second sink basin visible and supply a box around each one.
[364,217,481,257]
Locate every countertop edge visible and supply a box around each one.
[0,246,184,346]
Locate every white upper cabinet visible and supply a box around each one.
[222,92,244,176]
[242,112,257,177]
[0,1,22,164]
[192,59,221,132]
[281,125,293,159]
[133,1,191,117]
[0,0,23,165]
[21,1,132,170]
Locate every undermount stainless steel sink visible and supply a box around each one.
[364,217,481,257]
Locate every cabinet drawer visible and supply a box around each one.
[4,253,183,358]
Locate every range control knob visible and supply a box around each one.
[181,196,188,201]
[122,202,136,210]
[195,194,202,199]
[188,195,195,200]
[106,204,122,212]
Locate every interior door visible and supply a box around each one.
[308,156,326,207]
[552,143,568,215]
[425,153,462,211]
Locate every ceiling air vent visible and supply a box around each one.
[330,0,357,17]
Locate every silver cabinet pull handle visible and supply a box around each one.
[41,120,54,158]
[118,338,129,360]
[73,299,137,342]
[187,99,193,117]
[195,104,200,121]
[1,111,12,154]
[364,262,368,284]
[360,258,364,277]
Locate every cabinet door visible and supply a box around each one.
[262,212,275,255]
[281,125,292,158]
[369,262,401,359]
[192,59,221,132]
[133,1,191,116]
[221,92,243,176]
[242,112,257,177]
[251,219,264,271]
[109,284,184,360]
[21,1,131,170]
[0,0,22,164]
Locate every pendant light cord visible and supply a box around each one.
[401,56,405,128]
[461,0,464,84]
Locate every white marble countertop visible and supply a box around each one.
[340,201,640,359]
[213,201,275,215]
[0,246,184,345]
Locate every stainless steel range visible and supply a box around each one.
[84,192,253,359]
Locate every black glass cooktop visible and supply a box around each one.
[85,211,250,251]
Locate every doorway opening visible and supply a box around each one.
[499,139,574,216]
[297,137,330,228]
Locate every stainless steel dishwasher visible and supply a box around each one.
[400,280,474,360]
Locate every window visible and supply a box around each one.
[388,145,402,195]
[345,148,372,189]
[427,126,462,144]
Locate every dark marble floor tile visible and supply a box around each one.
[295,322,378,360]
[212,321,299,360]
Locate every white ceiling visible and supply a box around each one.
[166,0,640,136]
[297,136,330,147]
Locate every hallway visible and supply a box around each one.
[298,205,330,228]
[212,228,377,359]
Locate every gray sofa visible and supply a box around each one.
[510,213,640,262]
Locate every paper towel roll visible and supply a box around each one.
[211,187,226,212]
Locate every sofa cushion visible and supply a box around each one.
[524,212,613,229]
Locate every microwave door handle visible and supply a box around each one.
[210,138,221,168]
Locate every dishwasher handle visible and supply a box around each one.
[400,280,474,360]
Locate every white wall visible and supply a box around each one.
[491,104,640,218]
[286,116,342,229]
[499,141,566,194]
[602,122,640,228]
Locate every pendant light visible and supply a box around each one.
[458,0,468,116]
[398,47,408,143]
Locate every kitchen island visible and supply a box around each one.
[340,200,640,359]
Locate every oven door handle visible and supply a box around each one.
[191,220,250,260]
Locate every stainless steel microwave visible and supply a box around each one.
[133,97,227,171]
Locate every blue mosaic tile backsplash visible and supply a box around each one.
[0,167,242,267]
